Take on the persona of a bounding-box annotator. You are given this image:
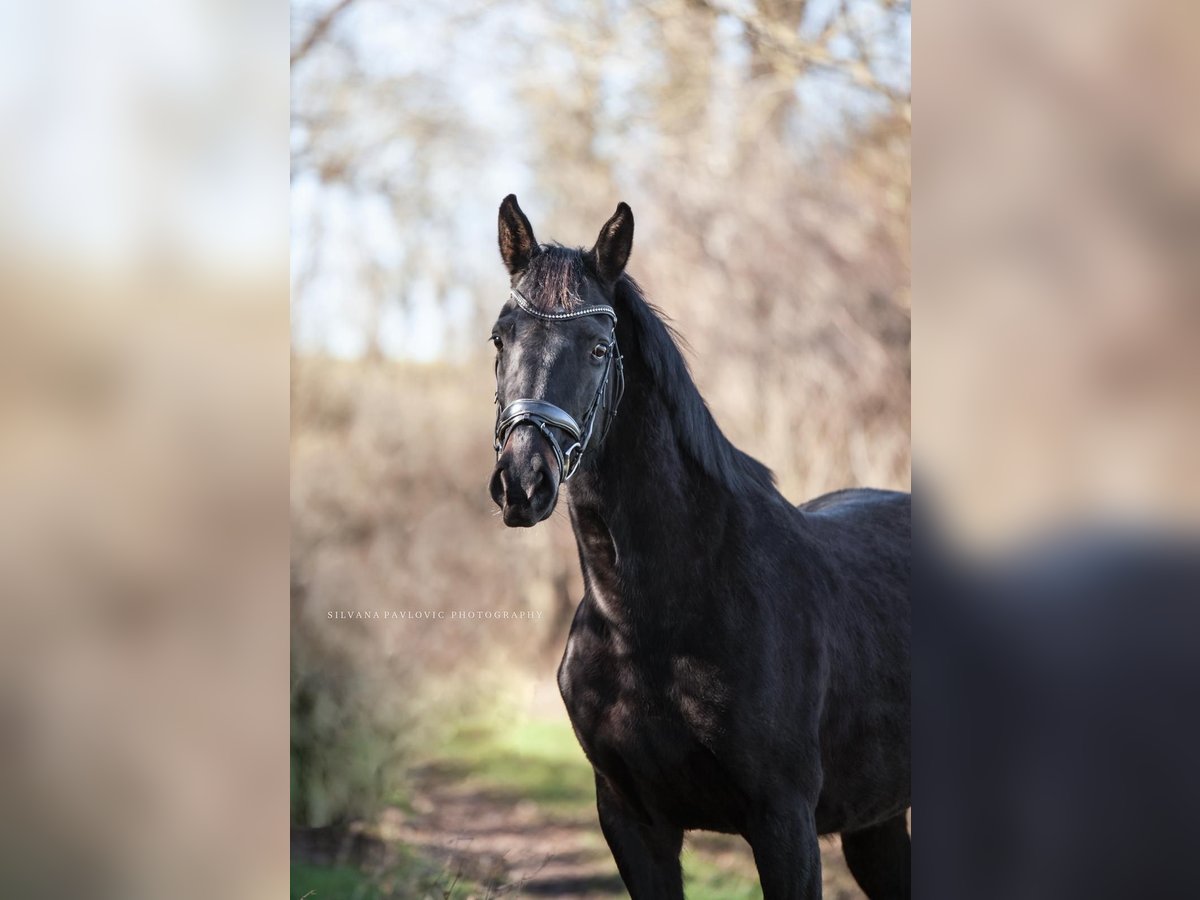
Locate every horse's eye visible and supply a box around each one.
[491,335,503,351]
[591,342,608,360]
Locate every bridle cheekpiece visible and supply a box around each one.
[493,288,625,482]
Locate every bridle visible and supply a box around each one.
[493,288,625,483]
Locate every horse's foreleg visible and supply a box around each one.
[595,772,683,900]
[745,803,822,900]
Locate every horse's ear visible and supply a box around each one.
[498,194,539,275]
[590,202,634,284]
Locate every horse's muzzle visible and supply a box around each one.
[489,426,561,527]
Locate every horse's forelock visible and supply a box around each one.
[523,245,586,312]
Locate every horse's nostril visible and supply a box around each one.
[489,465,509,509]
[494,461,537,506]
[521,458,548,501]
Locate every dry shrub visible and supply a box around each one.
[290,355,579,824]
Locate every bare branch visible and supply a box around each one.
[685,0,910,118]
[291,0,359,66]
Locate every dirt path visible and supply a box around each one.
[383,767,623,897]
[382,766,866,899]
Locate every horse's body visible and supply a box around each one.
[490,196,910,899]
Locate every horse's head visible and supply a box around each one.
[489,194,632,527]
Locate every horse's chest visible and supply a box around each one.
[557,624,739,828]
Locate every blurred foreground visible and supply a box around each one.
[918,0,1200,896]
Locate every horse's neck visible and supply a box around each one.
[566,381,734,627]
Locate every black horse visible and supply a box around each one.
[488,195,910,899]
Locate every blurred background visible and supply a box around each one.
[918,0,1200,543]
[0,1,288,899]
[289,0,909,896]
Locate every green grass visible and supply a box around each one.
[435,718,596,815]
[683,853,764,900]
[291,862,378,900]
[290,853,482,900]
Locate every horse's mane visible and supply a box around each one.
[613,275,777,495]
